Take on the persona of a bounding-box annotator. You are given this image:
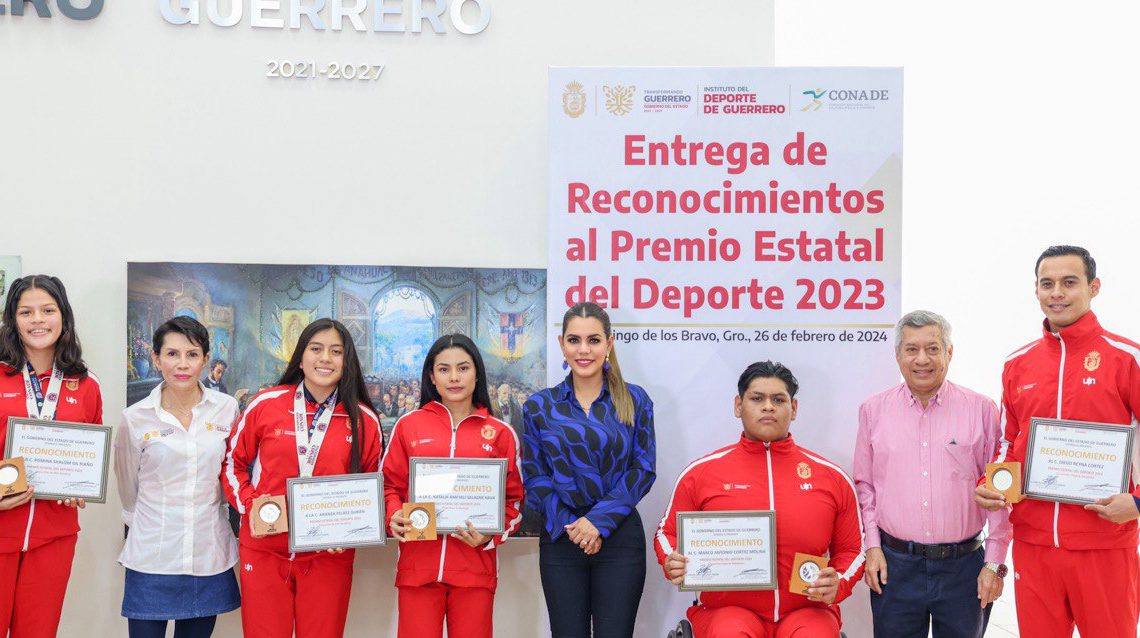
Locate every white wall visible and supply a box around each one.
[0,2,773,637]
[777,0,1140,398]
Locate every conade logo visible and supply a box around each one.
[0,0,104,19]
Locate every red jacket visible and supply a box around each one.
[991,311,1140,550]
[381,402,524,591]
[655,435,865,625]
[222,384,383,556]
[0,364,103,553]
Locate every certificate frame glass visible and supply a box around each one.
[5,416,112,503]
[285,473,386,552]
[408,457,507,535]
[1024,417,1135,505]
[676,510,777,592]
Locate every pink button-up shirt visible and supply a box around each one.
[854,380,1012,564]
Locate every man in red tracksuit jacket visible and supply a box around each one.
[975,245,1140,638]
[656,361,865,637]
[382,400,524,638]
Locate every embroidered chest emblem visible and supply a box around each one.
[66,380,79,392]
[797,462,812,479]
[481,424,496,440]
[1084,351,1101,372]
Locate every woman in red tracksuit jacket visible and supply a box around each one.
[0,276,102,638]
[222,318,383,638]
[656,361,865,638]
[383,333,524,638]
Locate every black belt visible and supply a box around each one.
[880,530,983,560]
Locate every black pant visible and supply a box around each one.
[127,616,217,638]
[869,543,991,638]
[539,510,646,638]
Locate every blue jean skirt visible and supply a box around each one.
[122,567,241,620]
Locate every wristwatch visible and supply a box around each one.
[984,562,1008,578]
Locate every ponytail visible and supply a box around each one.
[604,345,634,426]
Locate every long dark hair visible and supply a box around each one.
[419,333,493,413]
[277,318,376,473]
[0,275,88,377]
[562,302,634,426]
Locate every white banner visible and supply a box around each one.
[548,67,902,637]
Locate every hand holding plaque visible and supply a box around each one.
[984,462,1023,504]
[789,552,829,596]
[0,457,29,498]
[250,495,288,537]
[401,502,437,541]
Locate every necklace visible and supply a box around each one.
[162,402,194,417]
[161,387,202,420]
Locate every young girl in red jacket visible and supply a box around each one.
[222,318,383,638]
[0,276,102,638]
[383,333,524,638]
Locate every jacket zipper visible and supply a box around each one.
[765,443,780,622]
[436,403,473,583]
[1053,333,1066,548]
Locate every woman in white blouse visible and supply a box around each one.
[114,316,241,638]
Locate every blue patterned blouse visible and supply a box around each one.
[522,375,656,540]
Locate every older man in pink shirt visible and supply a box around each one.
[854,310,1011,638]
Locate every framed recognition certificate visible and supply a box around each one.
[408,457,506,535]
[1024,417,1135,505]
[285,473,386,552]
[676,510,777,592]
[5,417,112,503]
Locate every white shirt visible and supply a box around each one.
[114,383,239,576]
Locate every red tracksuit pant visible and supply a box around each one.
[238,546,355,638]
[688,605,840,638]
[1013,540,1139,638]
[0,535,78,638]
[397,583,494,638]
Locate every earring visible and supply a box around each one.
[603,356,610,372]
[562,360,569,370]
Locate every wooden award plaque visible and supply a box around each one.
[250,494,288,537]
[985,462,1023,503]
[789,552,829,596]
[0,457,28,498]
[402,502,437,541]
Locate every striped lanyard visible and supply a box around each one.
[293,384,337,478]
[23,362,64,421]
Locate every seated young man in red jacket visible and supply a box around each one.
[656,361,865,638]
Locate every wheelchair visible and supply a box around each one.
[667,618,847,638]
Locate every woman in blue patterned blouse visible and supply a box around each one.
[522,302,657,638]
